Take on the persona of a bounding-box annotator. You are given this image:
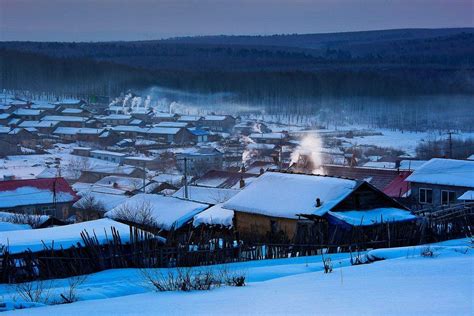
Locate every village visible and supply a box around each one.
[0,91,472,312]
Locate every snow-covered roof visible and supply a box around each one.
[327,208,416,226]
[154,112,175,118]
[458,190,474,201]
[103,114,131,120]
[112,125,146,133]
[19,120,59,128]
[250,132,287,140]
[178,115,202,122]
[61,108,83,114]
[0,219,132,254]
[107,194,209,230]
[152,173,183,185]
[54,127,104,135]
[73,191,130,212]
[172,186,239,204]
[54,98,82,105]
[467,154,474,161]
[0,113,11,119]
[147,127,181,135]
[405,158,474,188]
[203,115,227,121]
[363,162,396,169]
[0,178,77,208]
[42,115,88,122]
[13,109,42,116]
[90,150,126,157]
[155,122,189,128]
[399,160,429,171]
[193,203,234,227]
[223,172,359,219]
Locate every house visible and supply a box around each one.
[249,132,289,144]
[78,166,145,183]
[99,114,132,125]
[61,108,90,117]
[193,170,259,189]
[90,150,127,164]
[177,115,203,126]
[176,148,224,176]
[18,120,60,134]
[172,186,239,204]
[106,194,209,234]
[155,121,190,128]
[12,109,43,121]
[153,112,179,123]
[0,139,21,157]
[71,147,92,157]
[146,127,194,144]
[0,177,79,220]
[187,128,210,143]
[200,115,236,132]
[54,99,86,109]
[405,158,474,208]
[111,125,147,139]
[0,113,12,125]
[41,115,89,127]
[222,171,415,243]
[123,156,161,169]
[321,165,412,199]
[53,127,105,143]
[3,128,39,148]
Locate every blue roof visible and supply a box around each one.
[188,128,209,136]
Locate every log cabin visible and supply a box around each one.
[222,171,416,244]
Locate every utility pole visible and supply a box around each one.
[142,161,147,193]
[183,157,188,199]
[447,131,454,159]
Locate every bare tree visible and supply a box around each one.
[112,201,156,227]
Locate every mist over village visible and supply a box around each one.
[0,0,473,315]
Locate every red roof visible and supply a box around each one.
[383,171,412,198]
[0,177,79,201]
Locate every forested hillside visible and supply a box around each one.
[1,28,473,100]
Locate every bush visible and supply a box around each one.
[140,267,245,292]
[14,280,53,305]
[420,246,435,258]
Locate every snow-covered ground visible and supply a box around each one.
[336,129,474,156]
[1,239,472,315]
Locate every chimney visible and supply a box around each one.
[259,168,265,175]
[239,176,245,189]
[316,198,322,207]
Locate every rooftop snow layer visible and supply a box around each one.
[0,218,131,254]
[405,158,474,188]
[193,203,234,227]
[327,208,416,226]
[223,172,358,219]
[172,186,239,204]
[106,194,209,230]
[458,190,474,201]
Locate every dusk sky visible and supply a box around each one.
[1,0,473,42]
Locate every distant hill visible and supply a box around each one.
[1,28,473,98]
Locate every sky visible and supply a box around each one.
[0,0,473,42]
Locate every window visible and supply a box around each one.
[419,188,433,204]
[441,190,456,206]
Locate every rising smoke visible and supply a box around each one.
[290,134,324,174]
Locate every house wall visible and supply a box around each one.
[0,203,74,220]
[410,182,472,208]
[233,211,298,242]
